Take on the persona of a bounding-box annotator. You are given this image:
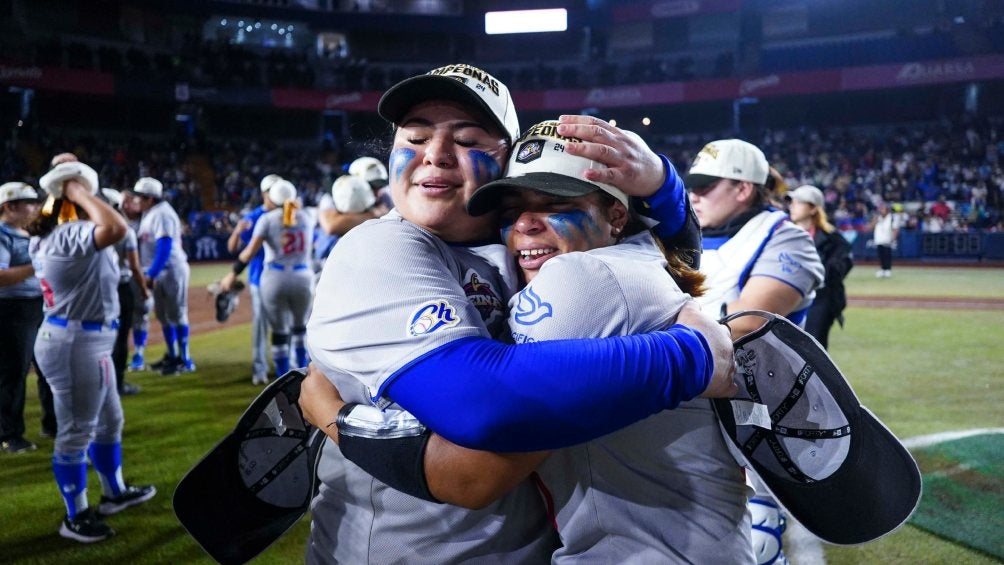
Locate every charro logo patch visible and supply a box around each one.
[463,272,503,323]
[513,286,553,326]
[516,140,545,164]
[407,300,460,337]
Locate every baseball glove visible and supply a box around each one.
[209,280,245,323]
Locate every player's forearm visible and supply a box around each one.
[319,209,373,236]
[0,263,34,287]
[424,436,549,509]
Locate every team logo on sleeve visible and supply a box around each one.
[513,287,553,326]
[407,300,460,337]
[462,272,504,324]
[777,252,802,274]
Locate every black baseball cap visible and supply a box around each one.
[713,310,922,545]
[173,370,325,565]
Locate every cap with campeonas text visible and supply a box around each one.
[378,63,520,145]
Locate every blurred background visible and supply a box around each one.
[2,0,1003,261]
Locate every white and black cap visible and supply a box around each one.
[713,310,922,545]
[378,63,520,145]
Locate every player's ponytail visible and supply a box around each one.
[282,200,298,227]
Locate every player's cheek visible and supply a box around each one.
[546,211,600,249]
[467,150,502,185]
[499,221,514,247]
[389,148,416,184]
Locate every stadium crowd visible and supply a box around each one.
[5,114,1002,237]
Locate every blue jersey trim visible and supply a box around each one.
[145,236,172,279]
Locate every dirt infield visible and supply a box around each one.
[849,296,1004,310]
[145,286,254,345]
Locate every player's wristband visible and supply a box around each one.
[335,403,439,503]
[232,258,248,276]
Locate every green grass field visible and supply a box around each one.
[2,264,1002,564]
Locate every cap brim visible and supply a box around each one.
[467,172,602,216]
[713,312,922,545]
[173,371,324,564]
[683,173,723,190]
[378,75,508,141]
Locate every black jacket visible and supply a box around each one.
[813,228,854,324]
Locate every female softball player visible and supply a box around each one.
[299,64,733,564]
[31,161,155,543]
[221,179,314,378]
[686,139,824,564]
[303,121,750,563]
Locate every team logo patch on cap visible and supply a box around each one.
[407,300,461,337]
[515,140,545,164]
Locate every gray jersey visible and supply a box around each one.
[31,221,120,323]
[113,227,138,284]
[306,211,556,564]
[136,200,187,271]
[252,208,314,269]
[698,210,824,324]
[0,222,40,298]
[515,233,753,564]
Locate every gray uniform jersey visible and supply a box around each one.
[515,233,753,564]
[113,227,138,284]
[31,222,120,322]
[0,222,40,298]
[306,211,556,564]
[252,208,315,268]
[136,200,187,271]
[698,210,824,324]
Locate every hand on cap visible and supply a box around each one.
[675,300,738,399]
[557,115,665,198]
[39,161,99,200]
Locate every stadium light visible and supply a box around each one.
[485,9,568,35]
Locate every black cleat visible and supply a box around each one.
[59,508,115,543]
[98,484,157,515]
[1,436,37,454]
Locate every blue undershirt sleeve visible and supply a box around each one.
[638,155,687,239]
[145,236,172,279]
[383,325,713,452]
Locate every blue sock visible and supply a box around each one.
[88,442,125,497]
[53,451,88,519]
[133,329,147,349]
[177,324,191,363]
[163,325,178,359]
[292,332,308,368]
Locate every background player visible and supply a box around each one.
[225,174,280,385]
[101,188,147,395]
[685,138,824,564]
[32,160,155,543]
[119,189,154,371]
[0,181,44,454]
[132,177,194,376]
[221,179,313,380]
